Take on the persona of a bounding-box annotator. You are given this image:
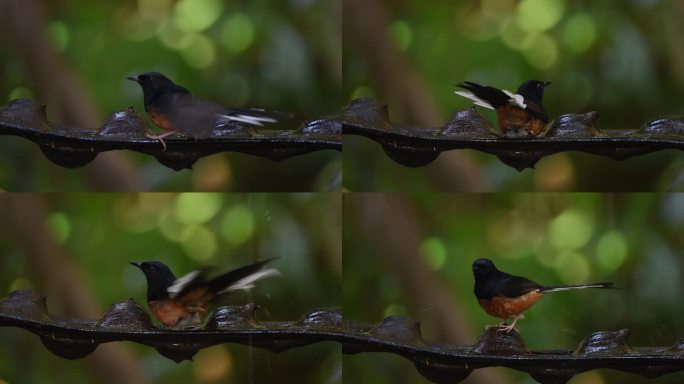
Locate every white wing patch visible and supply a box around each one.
[502,90,527,109]
[454,91,495,110]
[217,268,280,294]
[217,114,277,126]
[167,270,202,298]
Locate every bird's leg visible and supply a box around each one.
[497,314,524,333]
[145,130,177,151]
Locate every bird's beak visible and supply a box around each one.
[126,76,139,83]
[544,81,552,87]
[130,261,142,268]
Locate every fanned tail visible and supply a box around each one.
[209,257,280,294]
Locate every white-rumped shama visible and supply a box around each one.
[472,258,613,332]
[127,72,290,148]
[131,258,279,328]
[455,80,551,136]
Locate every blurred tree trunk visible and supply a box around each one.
[668,2,684,85]
[0,194,148,384]
[356,193,510,384]
[0,0,145,191]
[343,0,489,191]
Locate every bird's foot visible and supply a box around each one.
[496,315,522,333]
[145,130,177,151]
[496,323,517,333]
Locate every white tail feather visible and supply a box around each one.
[541,283,612,293]
[218,114,277,126]
[217,268,280,294]
[454,91,494,110]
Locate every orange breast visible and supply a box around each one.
[477,291,544,319]
[146,108,175,131]
[149,299,205,327]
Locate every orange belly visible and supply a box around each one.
[478,291,544,319]
[149,299,206,327]
[497,105,544,136]
[526,118,544,136]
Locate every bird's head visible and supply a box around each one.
[516,80,551,102]
[126,72,189,105]
[130,261,177,301]
[472,258,497,277]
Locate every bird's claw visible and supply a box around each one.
[145,130,176,151]
[496,324,516,333]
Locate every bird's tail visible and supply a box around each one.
[454,81,510,109]
[210,257,280,294]
[540,282,614,293]
[219,108,294,126]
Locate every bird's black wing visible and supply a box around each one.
[168,258,279,305]
[495,274,543,298]
[167,268,213,302]
[207,257,279,294]
[165,94,293,137]
[456,81,511,109]
[524,100,549,123]
[162,94,225,137]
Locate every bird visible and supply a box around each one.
[455,80,551,137]
[472,258,614,332]
[130,258,279,328]
[127,72,288,149]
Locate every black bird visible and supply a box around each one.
[131,258,279,328]
[472,258,614,332]
[455,80,551,136]
[127,72,289,148]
